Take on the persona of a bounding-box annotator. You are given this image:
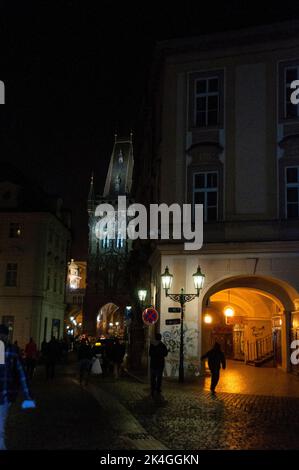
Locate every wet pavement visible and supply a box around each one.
[201,359,299,397]
[5,359,299,450]
[6,364,122,450]
[97,376,299,450]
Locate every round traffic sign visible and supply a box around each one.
[142,307,159,326]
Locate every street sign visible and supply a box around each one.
[168,307,181,313]
[142,307,159,326]
[166,319,181,326]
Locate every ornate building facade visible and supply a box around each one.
[138,21,299,377]
[84,134,135,337]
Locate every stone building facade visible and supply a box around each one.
[0,164,71,348]
[138,21,299,376]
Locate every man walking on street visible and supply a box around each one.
[0,324,36,450]
[45,336,61,380]
[201,342,226,395]
[149,333,168,398]
[25,337,38,380]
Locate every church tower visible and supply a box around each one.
[84,134,134,336]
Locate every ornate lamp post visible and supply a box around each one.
[161,265,205,383]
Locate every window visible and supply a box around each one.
[284,66,299,119]
[51,319,60,339]
[194,77,219,127]
[5,263,17,287]
[193,172,218,222]
[285,166,299,218]
[116,234,124,249]
[9,223,21,238]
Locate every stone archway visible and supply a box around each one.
[96,302,125,338]
[201,275,299,372]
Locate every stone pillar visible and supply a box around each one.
[284,310,292,372]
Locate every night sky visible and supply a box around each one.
[1,1,299,258]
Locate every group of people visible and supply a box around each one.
[0,319,226,451]
[77,336,126,385]
[15,336,68,381]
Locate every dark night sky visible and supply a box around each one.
[1,1,299,258]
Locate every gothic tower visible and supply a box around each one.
[84,134,134,336]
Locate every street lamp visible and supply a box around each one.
[161,265,205,383]
[138,289,147,305]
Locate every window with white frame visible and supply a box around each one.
[193,171,218,222]
[194,77,219,127]
[284,66,299,119]
[285,166,299,218]
[5,263,18,287]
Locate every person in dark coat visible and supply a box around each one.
[77,338,92,385]
[45,337,61,380]
[111,339,126,379]
[149,333,168,397]
[25,338,38,380]
[201,342,226,394]
[0,324,35,450]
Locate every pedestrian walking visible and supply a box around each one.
[149,333,168,398]
[25,338,38,380]
[0,324,36,450]
[45,336,61,380]
[201,342,226,394]
[77,338,92,385]
[111,339,125,379]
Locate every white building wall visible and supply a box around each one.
[158,248,299,377]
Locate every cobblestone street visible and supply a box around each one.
[5,361,299,450]
[95,372,299,450]
[5,365,122,450]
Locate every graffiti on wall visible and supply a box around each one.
[162,325,199,376]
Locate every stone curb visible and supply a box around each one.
[71,379,168,450]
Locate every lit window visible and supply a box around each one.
[193,171,218,222]
[285,166,299,218]
[195,77,219,127]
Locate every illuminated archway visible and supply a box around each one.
[201,275,299,371]
[96,302,124,338]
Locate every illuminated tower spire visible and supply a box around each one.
[103,135,134,197]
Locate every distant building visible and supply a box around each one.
[84,134,134,337]
[65,259,86,335]
[139,21,299,376]
[0,163,71,348]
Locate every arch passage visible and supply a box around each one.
[201,275,299,371]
